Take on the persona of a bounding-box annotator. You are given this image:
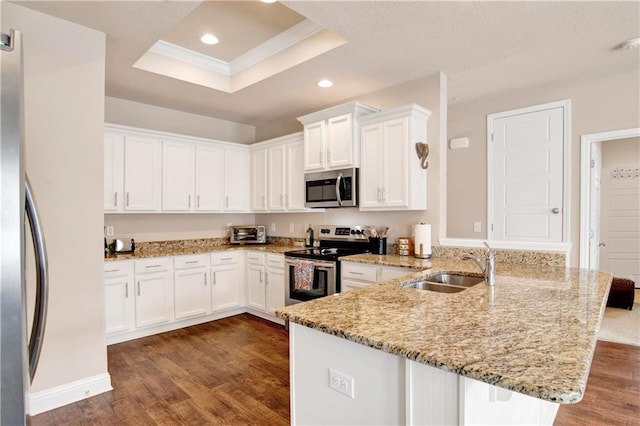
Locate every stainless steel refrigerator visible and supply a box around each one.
[1,29,49,424]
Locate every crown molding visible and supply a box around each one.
[149,40,231,75]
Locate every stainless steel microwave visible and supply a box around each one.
[304,168,358,208]
[230,225,266,244]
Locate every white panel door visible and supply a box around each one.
[304,120,326,171]
[286,140,306,211]
[162,141,195,212]
[135,273,172,328]
[327,113,353,169]
[246,265,266,310]
[589,142,603,269]
[265,267,285,315]
[174,269,210,320]
[268,144,286,211]
[104,132,124,211]
[382,118,409,208]
[224,149,248,212]
[104,277,134,334]
[195,143,224,212]
[124,135,162,211]
[491,106,564,242]
[251,148,268,211]
[360,123,384,209]
[211,263,243,312]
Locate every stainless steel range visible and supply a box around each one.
[284,225,370,305]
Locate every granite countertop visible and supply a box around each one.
[104,243,298,261]
[277,254,612,404]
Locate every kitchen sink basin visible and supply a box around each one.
[403,281,467,293]
[402,273,484,293]
[428,273,484,287]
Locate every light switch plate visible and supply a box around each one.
[473,222,482,233]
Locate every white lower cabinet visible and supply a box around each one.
[341,261,411,292]
[246,252,266,310]
[134,258,173,328]
[265,254,285,315]
[173,254,211,320]
[211,251,244,312]
[104,261,134,335]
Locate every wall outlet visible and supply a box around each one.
[473,222,482,233]
[106,226,115,236]
[329,368,355,399]
[289,223,294,234]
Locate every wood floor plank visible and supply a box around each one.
[29,315,639,425]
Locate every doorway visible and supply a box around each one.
[580,128,640,283]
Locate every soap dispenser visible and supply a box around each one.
[305,225,314,247]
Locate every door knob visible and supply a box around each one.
[598,242,606,247]
[551,207,560,214]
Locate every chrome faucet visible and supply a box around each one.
[462,242,495,286]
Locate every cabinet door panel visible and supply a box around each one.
[105,277,133,334]
[104,132,124,211]
[224,149,248,211]
[287,140,306,211]
[247,265,266,310]
[268,145,286,211]
[359,123,384,209]
[195,144,224,211]
[251,148,268,211]
[124,135,161,211]
[212,264,243,311]
[304,121,326,172]
[174,269,210,320]
[382,118,409,207]
[327,113,354,169]
[163,141,195,211]
[135,273,171,328]
[266,268,284,315]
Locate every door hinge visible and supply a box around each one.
[491,224,494,232]
[590,159,595,168]
[490,133,494,142]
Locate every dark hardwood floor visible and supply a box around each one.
[31,314,290,425]
[30,314,639,425]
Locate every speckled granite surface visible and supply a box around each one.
[105,237,301,260]
[277,257,611,404]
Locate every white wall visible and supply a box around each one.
[448,67,640,265]
[105,96,256,144]
[2,1,108,399]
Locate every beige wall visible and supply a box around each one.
[447,67,640,265]
[105,96,256,144]
[3,2,108,393]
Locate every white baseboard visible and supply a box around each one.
[28,372,112,415]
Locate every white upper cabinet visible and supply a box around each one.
[104,124,249,214]
[162,140,195,212]
[104,131,124,212]
[195,143,224,212]
[250,132,307,213]
[124,134,162,212]
[297,102,378,172]
[251,148,268,212]
[359,104,431,211]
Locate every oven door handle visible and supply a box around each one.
[335,173,343,206]
[285,258,335,270]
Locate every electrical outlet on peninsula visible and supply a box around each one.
[329,368,355,398]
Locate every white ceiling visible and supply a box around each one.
[15,1,640,129]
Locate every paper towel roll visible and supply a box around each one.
[413,223,432,258]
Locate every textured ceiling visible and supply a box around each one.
[15,1,640,129]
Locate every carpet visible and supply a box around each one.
[598,289,640,346]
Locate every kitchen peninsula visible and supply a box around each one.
[276,254,611,425]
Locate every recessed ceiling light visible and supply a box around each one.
[200,34,219,45]
[619,37,640,50]
[261,0,278,3]
[317,79,333,88]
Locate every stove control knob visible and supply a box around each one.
[355,229,362,235]
[321,228,330,234]
[350,229,356,234]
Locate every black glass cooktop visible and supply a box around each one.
[285,247,368,261]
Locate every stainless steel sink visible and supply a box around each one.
[428,273,484,287]
[402,273,484,293]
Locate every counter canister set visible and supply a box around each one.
[370,223,432,259]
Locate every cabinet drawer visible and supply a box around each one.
[341,262,377,282]
[379,266,411,282]
[174,253,209,270]
[211,251,241,265]
[246,251,265,265]
[266,253,284,269]
[134,257,171,274]
[104,260,132,277]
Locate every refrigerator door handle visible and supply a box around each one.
[25,176,49,382]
